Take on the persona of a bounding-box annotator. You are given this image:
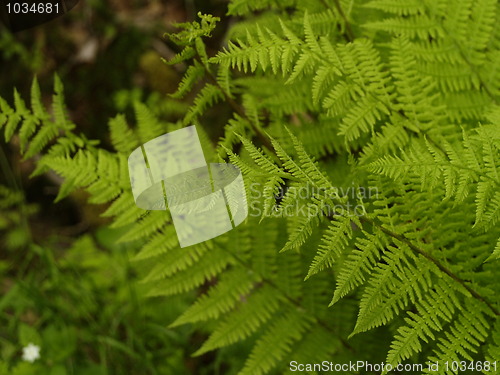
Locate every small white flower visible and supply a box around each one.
[22,343,41,363]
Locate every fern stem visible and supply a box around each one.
[215,241,357,354]
[324,0,355,42]
[199,57,277,154]
[361,216,500,317]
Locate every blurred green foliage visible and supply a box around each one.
[0,184,198,374]
[0,1,225,374]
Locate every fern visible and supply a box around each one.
[0,76,98,177]
[2,0,500,373]
[367,125,500,256]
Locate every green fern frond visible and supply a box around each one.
[227,0,296,16]
[170,63,206,100]
[0,76,102,184]
[108,114,139,154]
[280,204,321,252]
[184,84,224,125]
[363,0,423,16]
[426,300,491,368]
[167,12,220,46]
[260,176,284,219]
[351,243,433,336]
[134,102,166,143]
[389,36,445,131]
[217,115,252,158]
[44,149,128,203]
[330,230,387,305]
[193,286,283,356]
[386,279,460,367]
[307,215,353,279]
[170,269,260,327]
[239,309,312,375]
[132,226,178,261]
[367,127,500,239]
[358,123,411,165]
[102,192,144,229]
[293,118,344,158]
[163,46,196,66]
[364,14,443,39]
[237,134,282,175]
[117,211,171,244]
[488,237,500,261]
